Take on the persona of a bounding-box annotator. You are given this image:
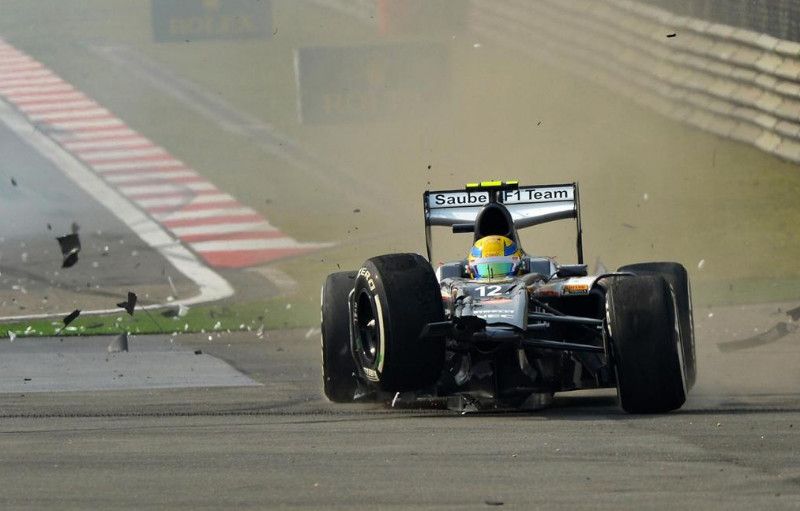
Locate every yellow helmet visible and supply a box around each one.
[467,235,522,279]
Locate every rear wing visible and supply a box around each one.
[423,181,584,264]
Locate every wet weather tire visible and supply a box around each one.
[618,262,696,389]
[606,275,687,413]
[352,253,445,392]
[321,271,359,402]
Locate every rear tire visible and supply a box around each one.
[321,271,359,402]
[352,253,445,392]
[606,275,686,413]
[618,262,696,389]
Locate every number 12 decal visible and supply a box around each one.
[476,285,503,297]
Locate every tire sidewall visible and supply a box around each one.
[320,271,359,402]
[350,254,446,392]
[351,262,388,384]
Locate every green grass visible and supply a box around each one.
[0,295,318,339]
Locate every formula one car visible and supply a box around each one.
[321,181,695,413]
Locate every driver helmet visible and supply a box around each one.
[467,235,522,279]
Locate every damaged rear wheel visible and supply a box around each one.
[606,275,686,413]
[618,262,696,389]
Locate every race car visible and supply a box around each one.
[321,181,695,413]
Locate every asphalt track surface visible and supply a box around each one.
[0,301,798,510]
[0,118,198,317]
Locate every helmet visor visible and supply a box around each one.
[470,257,519,278]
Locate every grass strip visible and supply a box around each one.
[0,296,318,339]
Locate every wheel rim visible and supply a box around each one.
[356,290,379,366]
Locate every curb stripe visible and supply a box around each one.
[21,100,100,113]
[53,128,138,141]
[49,118,123,130]
[105,170,198,184]
[28,108,111,121]
[122,188,222,200]
[7,92,86,104]
[0,38,328,268]
[179,230,289,243]
[98,165,190,176]
[162,213,265,229]
[118,182,215,195]
[144,199,239,213]
[154,206,255,222]
[77,147,168,161]
[170,221,276,237]
[92,158,184,172]
[63,136,152,150]
[190,238,311,252]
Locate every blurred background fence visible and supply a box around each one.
[311,0,800,164]
[637,0,800,42]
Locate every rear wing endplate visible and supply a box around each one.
[423,182,583,264]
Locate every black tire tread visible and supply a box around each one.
[321,271,358,402]
[607,275,686,413]
[357,253,445,391]
[618,262,696,389]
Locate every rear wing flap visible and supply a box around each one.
[423,182,583,264]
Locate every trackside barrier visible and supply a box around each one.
[470,0,800,163]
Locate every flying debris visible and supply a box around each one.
[717,322,798,352]
[167,275,178,297]
[594,257,608,275]
[62,309,81,327]
[107,332,129,353]
[161,303,189,318]
[10,177,17,186]
[116,291,137,316]
[56,233,81,268]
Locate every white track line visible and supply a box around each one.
[135,193,234,208]
[0,83,73,95]
[0,75,62,88]
[63,136,153,150]
[118,182,215,195]
[135,196,193,208]
[51,128,136,141]
[0,55,35,65]
[28,107,110,121]
[0,99,233,321]
[77,146,167,161]
[0,63,43,73]
[8,92,88,104]
[170,221,276,237]
[49,118,123,130]
[0,69,53,80]
[20,99,98,112]
[154,206,255,222]
[92,158,183,172]
[105,169,197,184]
[191,238,319,252]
